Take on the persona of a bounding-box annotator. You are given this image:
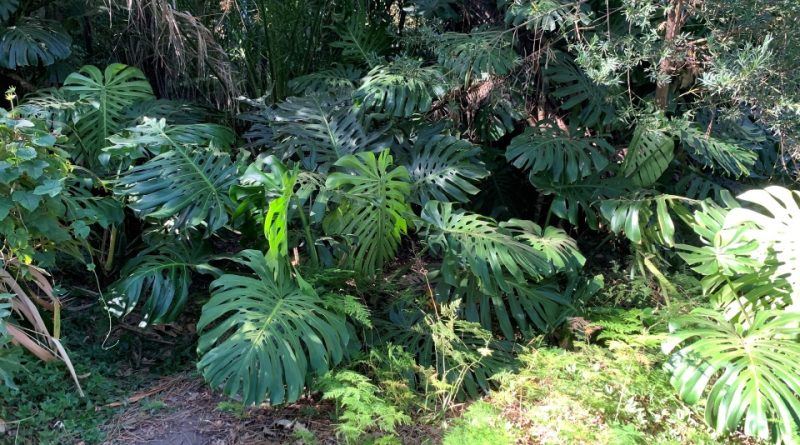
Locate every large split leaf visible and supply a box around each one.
[436,30,519,80]
[115,119,237,234]
[325,150,412,278]
[107,241,220,326]
[0,20,71,69]
[420,201,559,292]
[507,123,613,184]
[622,126,674,187]
[726,186,800,302]
[355,57,446,117]
[197,250,350,405]
[399,130,489,205]
[664,309,800,443]
[271,94,384,173]
[62,64,154,168]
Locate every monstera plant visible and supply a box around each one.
[665,186,800,443]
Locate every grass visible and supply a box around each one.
[438,268,736,445]
[440,341,727,445]
[0,298,197,444]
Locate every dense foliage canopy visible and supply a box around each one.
[1,0,798,443]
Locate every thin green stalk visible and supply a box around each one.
[296,198,320,268]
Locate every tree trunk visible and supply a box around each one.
[655,0,687,109]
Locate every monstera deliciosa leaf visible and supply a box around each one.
[104,120,234,167]
[399,129,489,205]
[115,119,238,234]
[547,58,616,128]
[355,57,447,117]
[197,250,350,405]
[436,30,520,80]
[330,13,392,67]
[501,0,589,32]
[289,64,363,95]
[107,241,221,326]
[325,150,412,278]
[663,309,800,443]
[420,201,562,293]
[622,126,674,187]
[271,94,384,173]
[725,186,800,302]
[0,19,71,69]
[63,64,155,168]
[506,122,613,184]
[599,194,683,246]
[679,124,758,177]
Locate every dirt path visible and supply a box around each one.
[101,373,337,445]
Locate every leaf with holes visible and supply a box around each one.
[63,64,154,168]
[0,20,71,69]
[399,130,488,205]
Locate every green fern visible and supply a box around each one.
[318,370,410,443]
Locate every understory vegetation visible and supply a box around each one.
[1,0,798,444]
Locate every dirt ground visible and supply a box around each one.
[101,373,338,445]
[100,373,439,445]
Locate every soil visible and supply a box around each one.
[101,373,338,445]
